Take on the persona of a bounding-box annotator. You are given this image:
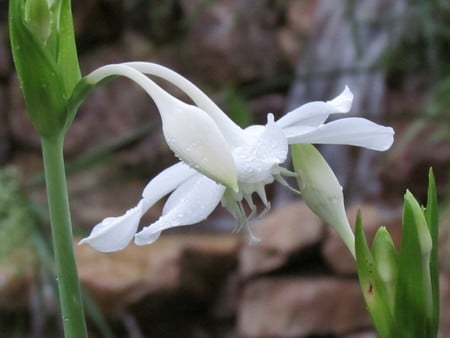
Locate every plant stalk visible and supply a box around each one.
[41,133,88,338]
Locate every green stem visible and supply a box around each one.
[41,134,88,338]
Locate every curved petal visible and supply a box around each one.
[161,103,238,190]
[325,86,354,112]
[142,162,197,210]
[123,62,246,147]
[78,200,144,252]
[287,117,395,151]
[134,174,225,245]
[86,64,238,190]
[276,86,354,130]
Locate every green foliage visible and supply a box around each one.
[355,169,439,338]
[223,88,252,128]
[0,167,35,267]
[9,0,80,136]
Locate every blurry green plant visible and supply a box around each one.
[355,169,439,338]
[384,0,450,171]
[0,167,35,268]
[0,166,115,337]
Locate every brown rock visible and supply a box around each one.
[238,277,371,337]
[322,203,402,275]
[239,201,323,278]
[76,234,240,316]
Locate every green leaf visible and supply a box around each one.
[371,227,398,311]
[395,191,433,337]
[355,212,395,338]
[56,0,81,94]
[425,168,439,337]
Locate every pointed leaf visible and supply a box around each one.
[355,212,395,338]
[371,226,398,310]
[395,191,433,337]
[425,168,439,337]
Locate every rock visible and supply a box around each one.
[179,0,289,85]
[277,0,319,65]
[237,277,371,337]
[239,201,323,278]
[76,234,240,317]
[322,203,402,275]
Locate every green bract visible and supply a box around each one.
[292,143,355,257]
[9,0,80,136]
[355,169,439,338]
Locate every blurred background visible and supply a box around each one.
[1,0,450,337]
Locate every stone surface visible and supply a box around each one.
[322,203,402,275]
[76,234,240,316]
[179,0,289,85]
[237,277,371,337]
[239,201,323,278]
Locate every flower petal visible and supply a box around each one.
[135,174,225,245]
[142,162,197,210]
[161,102,238,190]
[123,62,246,147]
[86,64,238,190]
[234,114,288,183]
[276,86,354,131]
[79,200,144,252]
[326,86,354,113]
[286,117,395,151]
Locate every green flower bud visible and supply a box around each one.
[371,227,397,309]
[291,143,355,257]
[9,0,80,136]
[24,0,52,44]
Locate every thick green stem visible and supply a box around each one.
[41,134,88,338]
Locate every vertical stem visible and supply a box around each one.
[41,134,88,338]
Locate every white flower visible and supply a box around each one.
[79,62,394,252]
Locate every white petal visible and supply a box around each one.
[78,200,144,252]
[276,86,354,130]
[161,103,238,190]
[123,62,246,147]
[142,162,196,210]
[234,114,288,183]
[325,86,354,113]
[86,64,238,190]
[134,174,225,245]
[287,117,395,151]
